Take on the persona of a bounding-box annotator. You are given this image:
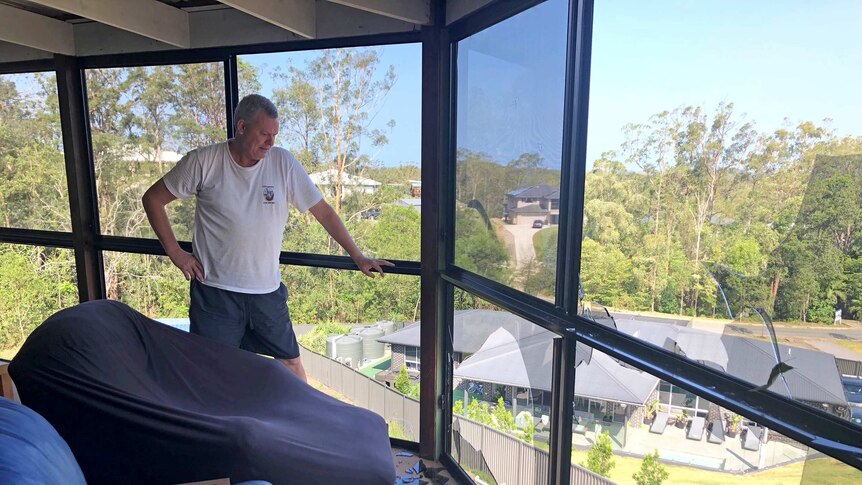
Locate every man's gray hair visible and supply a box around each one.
[233,94,278,131]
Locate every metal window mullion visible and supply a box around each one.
[549,335,576,485]
[224,55,239,139]
[420,0,451,460]
[556,0,594,315]
[55,54,105,302]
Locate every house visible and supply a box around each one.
[376,309,659,424]
[378,309,851,427]
[394,198,421,212]
[308,169,382,196]
[120,147,184,163]
[503,184,560,226]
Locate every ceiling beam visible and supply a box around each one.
[217,0,316,39]
[328,0,429,25]
[0,5,75,55]
[27,0,190,48]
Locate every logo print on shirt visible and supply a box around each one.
[263,185,275,204]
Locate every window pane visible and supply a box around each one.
[103,251,190,318]
[86,64,226,239]
[0,244,76,360]
[450,289,556,484]
[0,73,70,231]
[582,1,862,430]
[575,342,843,482]
[454,0,568,300]
[238,45,422,260]
[287,267,421,441]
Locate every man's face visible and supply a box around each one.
[237,110,279,160]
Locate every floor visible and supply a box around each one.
[391,446,455,484]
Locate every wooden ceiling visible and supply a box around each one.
[0,0,492,63]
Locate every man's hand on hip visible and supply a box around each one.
[168,248,205,282]
[354,256,394,278]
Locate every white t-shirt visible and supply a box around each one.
[163,142,323,294]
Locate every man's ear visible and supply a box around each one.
[236,119,246,135]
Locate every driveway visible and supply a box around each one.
[502,223,541,269]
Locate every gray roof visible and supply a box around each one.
[507,184,557,199]
[453,328,658,404]
[614,319,847,406]
[381,310,849,407]
[377,309,548,353]
[721,336,847,405]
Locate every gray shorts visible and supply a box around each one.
[189,280,300,359]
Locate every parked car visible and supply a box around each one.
[842,377,862,405]
[532,219,544,229]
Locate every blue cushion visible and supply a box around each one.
[0,397,86,485]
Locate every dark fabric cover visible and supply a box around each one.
[9,300,395,485]
[0,397,87,485]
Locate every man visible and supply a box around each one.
[142,94,393,383]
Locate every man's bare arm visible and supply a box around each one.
[309,199,394,277]
[142,179,205,282]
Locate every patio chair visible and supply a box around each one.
[686,416,706,441]
[649,412,669,434]
[742,425,763,451]
[536,414,549,433]
[572,416,588,434]
[707,418,725,444]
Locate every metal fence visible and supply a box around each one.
[299,346,420,441]
[453,416,616,485]
[837,357,862,378]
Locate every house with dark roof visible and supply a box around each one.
[503,184,560,226]
[377,310,851,429]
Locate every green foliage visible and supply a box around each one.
[492,397,515,432]
[394,366,419,399]
[583,431,615,477]
[455,206,511,284]
[394,366,411,393]
[633,450,669,485]
[452,400,464,416]
[522,415,536,444]
[297,321,351,354]
[0,246,77,350]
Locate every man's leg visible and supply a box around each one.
[243,283,307,382]
[189,280,246,347]
[278,357,307,383]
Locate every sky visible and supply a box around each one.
[227,0,862,169]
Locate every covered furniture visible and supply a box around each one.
[649,411,669,434]
[9,300,396,485]
[686,416,706,441]
[707,418,725,444]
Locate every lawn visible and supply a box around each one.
[570,451,860,485]
[360,356,391,378]
[533,226,558,261]
[836,340,862,356]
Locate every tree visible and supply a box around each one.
[394,366,419,399]
[492,397,515,432]
[633,450,669,485]
[582,431,615,478]
[272,48,395,217]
